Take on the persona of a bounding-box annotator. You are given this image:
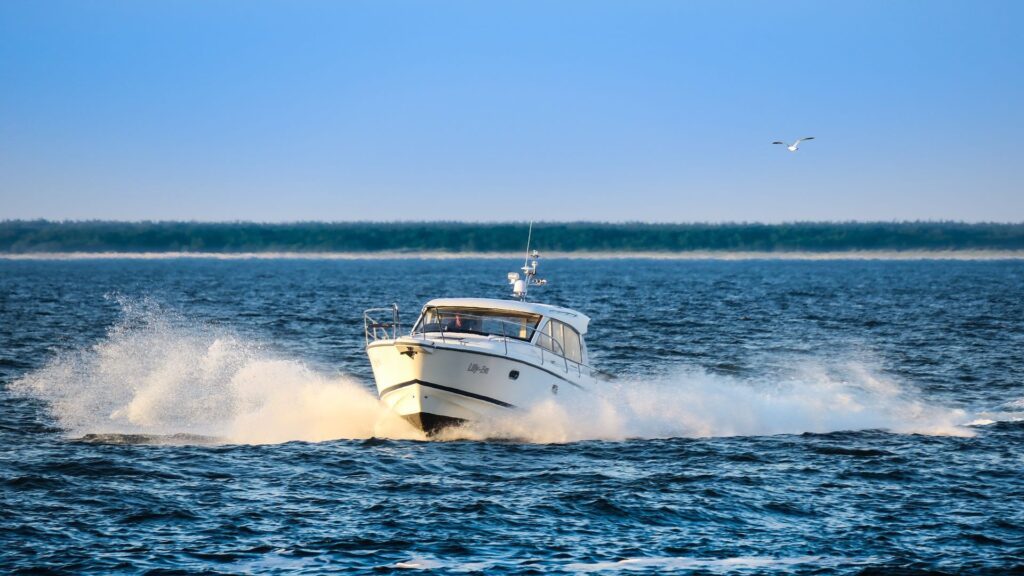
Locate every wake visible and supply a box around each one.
[452,363,975,443]
[11,302,993,445]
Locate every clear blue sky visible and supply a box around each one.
[1,1,1021,222]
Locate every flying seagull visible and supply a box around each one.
[772,137,815,152]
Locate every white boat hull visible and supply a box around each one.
[367,337,591,434]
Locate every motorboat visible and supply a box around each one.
[363,232,600,435]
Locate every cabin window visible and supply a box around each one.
[538,319,583,363]
[413,307,541,341]
[562,324,582,363]
[538,320,558,355]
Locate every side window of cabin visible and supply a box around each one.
[539,320,555,353]
[552,321,565,357]
[538,320,557,354]
[562,324,582,363]
[538,320,583,363]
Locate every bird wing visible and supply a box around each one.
[772,141,785,145]
[797,137,815,143]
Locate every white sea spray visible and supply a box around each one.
[448,362,973,442]
[13,302,984,445]
[10,301,422,444]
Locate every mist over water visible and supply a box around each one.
[13,300,976,445]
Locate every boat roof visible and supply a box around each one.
[423,297,590,334]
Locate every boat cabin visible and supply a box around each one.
[412,298,590,366]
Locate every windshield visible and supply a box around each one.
[413,307,542,341]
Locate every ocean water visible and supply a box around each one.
[1,258,1022,574]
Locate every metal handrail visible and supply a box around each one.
[364,304,399,346]
[533,331,571,374]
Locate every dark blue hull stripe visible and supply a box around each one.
[378,379,516,409]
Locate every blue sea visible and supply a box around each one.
[1,258,1022,574]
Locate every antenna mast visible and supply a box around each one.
[523,221,534,271]
[507,221,547,301]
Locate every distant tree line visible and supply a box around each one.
[1,220,1023,253]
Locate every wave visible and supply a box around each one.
[394,554,868,572]
[962,397,1024,427]
[11,300,988,445]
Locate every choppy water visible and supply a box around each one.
[1,258,1023,574]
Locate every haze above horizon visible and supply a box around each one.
[1,1,1021,222]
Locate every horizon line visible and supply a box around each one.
[4,219,1024,226]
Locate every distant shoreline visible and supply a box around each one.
[4,221,1023,254]
[3,250,1024,261]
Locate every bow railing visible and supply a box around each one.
[364,304,400,346]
